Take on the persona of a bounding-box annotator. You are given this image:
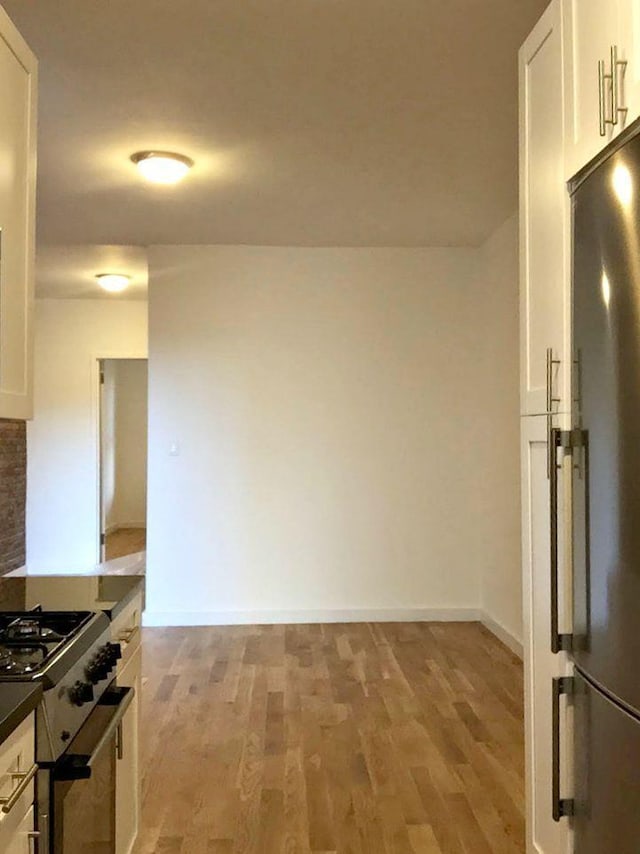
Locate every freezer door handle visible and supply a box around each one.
[550,427,573,653]
[552,676,575,821]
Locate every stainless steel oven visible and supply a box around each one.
[39,685,133,854]
[0,609,131,854]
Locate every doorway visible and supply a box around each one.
[98,358,148,562]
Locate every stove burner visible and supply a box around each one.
[0,610,96,680]
[0,644,48,675]
[5,617,57,641]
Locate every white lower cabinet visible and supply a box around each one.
[115,628,141,854]
[521,416,572,854]
[1,805,34,854]
[0,714,36,854]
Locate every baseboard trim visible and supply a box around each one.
[142,607,524,656]
[142,607,483,628]
[480,614,523,659]
[107,522,147,533]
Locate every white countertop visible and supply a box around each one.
[7,550,146,578]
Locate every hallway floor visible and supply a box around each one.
[105,527,146,560]
[135,622,524,854]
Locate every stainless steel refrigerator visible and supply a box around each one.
[554,121,640,851]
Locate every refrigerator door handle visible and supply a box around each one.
[552,676,575,822]
[550,427,573,653]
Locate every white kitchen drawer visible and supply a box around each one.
[0,804,35,854]
[112,589,143,673]
[0,715,35,841]
[116,645,141,854]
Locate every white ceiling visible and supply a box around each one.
[5,0,547,264]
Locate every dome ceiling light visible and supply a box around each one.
[95,273,131,293]
[130,150,194,184]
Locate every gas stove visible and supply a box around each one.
[0,608,121,762]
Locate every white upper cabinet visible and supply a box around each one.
[563,0,633,179]
[620,0,640,123]
[520,0,570,417]
[0,7,36,421]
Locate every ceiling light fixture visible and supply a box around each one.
[130,150,194,184]
[95,273,131,293]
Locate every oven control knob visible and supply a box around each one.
[100,644,117,667]
[85,659,103,685]
[92,653,111,681]
[106,642,122,662]
[69,680,94,707]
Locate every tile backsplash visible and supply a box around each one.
[0,419,26,576]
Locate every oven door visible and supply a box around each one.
[50,686,133,854]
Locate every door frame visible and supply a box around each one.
[94,352,148,563]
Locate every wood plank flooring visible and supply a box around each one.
[135,622,524,854]
[105,527,146,560]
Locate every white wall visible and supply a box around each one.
[27,300,148,572]
[111,359,148,528]
[476,213,522,650]
[102,360,117,530]
[145,245,518,626]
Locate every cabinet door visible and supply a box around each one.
[116,644,141,854]
[0,8,36,421]
[563,0,624,179]
[619,0,640,126]
[0,806,34,854]
[521,416,572,854]
[519,0,570,417]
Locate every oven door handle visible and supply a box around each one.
[53,686,134,781]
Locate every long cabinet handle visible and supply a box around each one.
[611,45,620,125]
[0,763,37,814]
[546,347,558,413]
[598,59,607,136]
[116,721,124,761]
[546,348,560,479]
[610,44,627,126]
[599,45,628,134]
[552,677,575,822]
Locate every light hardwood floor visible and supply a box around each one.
[105,527,146,560]
[135,622,524,854]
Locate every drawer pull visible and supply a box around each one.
[118,625,140,644]
[0,763,37,814]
